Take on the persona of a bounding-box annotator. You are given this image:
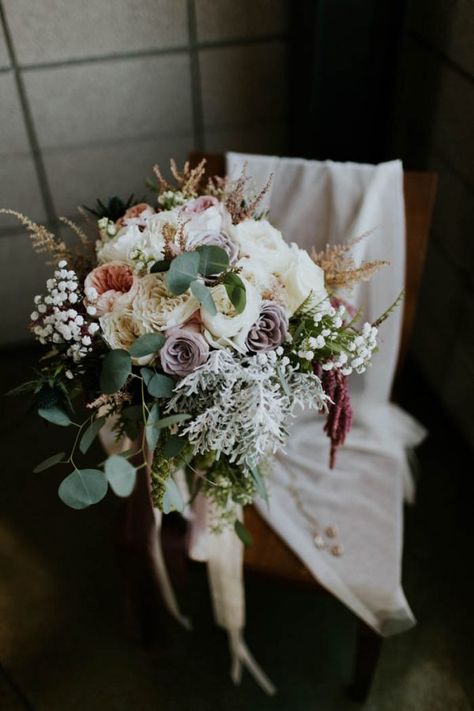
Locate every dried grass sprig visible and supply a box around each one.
[0,209,71,264]
[214,164,272,224]
[372,289,405,328]
[312,232,388,290]
[152,159,207,198]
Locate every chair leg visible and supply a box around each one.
[347,621,382,702]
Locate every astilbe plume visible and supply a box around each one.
[312,233,387,290]
[208,164,272,224]
[315,365,353,469]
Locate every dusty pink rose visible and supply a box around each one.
[116,202,154,228]
[182,195,219,215]
[84,261,138,316]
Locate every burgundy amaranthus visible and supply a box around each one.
[315,365,353,469]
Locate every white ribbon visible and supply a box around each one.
[190,493,276,695]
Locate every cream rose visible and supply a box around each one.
[97,224,142,264]
[132,274,198,333]
[99,309,140,352]
[279,244,327,315]
[231,219,291,273]
[201,277,261,351]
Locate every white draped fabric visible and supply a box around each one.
[225,152,426,634]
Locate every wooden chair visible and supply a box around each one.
[119,151,437,700]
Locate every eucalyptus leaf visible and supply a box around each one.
[234,520,253,547]
[145,403,161,451]
[100,349,131,394]
[223,272,246,314]
[38,405,71,427]
[196,245,229,276]
[166,251,200,295]
[141,368,174,398]
[33,451,66,473]
[130,333,165,358]
[150,258,171,273]
[104,454,137,497]
[190,280,217,315]
[79,416,106,454]
[163,434,187,459]
[153,413,191,430]
[162,477,184,513]
[58,468,108,510]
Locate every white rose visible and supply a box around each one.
[279,244,327,315]
[183,204,231,239]
[132,274,198,333]
[201,277,261,351]
[97,224,142,264]
[231,219,291,273]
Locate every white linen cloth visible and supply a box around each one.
[226,152,427,634]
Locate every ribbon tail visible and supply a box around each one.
[201,501,276,695]
[228,627,276,695]
[152,508,192,631]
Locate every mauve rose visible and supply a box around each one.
[186,229,239,266]
[161,327,209,377]
[246,301,289,353]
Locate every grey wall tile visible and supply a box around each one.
[0,232,51,345]
[195,0,288,42]
[205,121,287,156]
[43,135,193,217]
[0,155,47,227]
[409,0,474,77]
[3,0,188,65]
[0,73,30,155]
[200,42,287,129]
[0,25,11,68]
[0,74,46,226]
[411,242,465,387]
[23,54,193,150]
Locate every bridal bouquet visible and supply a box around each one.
[3,160,394,540]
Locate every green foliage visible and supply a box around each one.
[190,280,217,315]
[166,251,200,295]
[79,416,106,454]
[58,469,108,509]
[163,433,187,459]
[196,245,229,276]
[100,349,131,394]
[129,333,165,358]
[83,194,137,222]
[104,455,136,497]
[33,451,66,473]
[145,403,161,451]
[223,272,246,314]
[153,413,191,429]
[234,520,253,547]
[150,444,173,510]
[249,465,269,505]
[150,259,171,273]
[141,368,174,398]
[38,405,72,427]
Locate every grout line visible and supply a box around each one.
[0,1,57,225]
[409,29,474,87]
[18,34,288,72]
[0,662,36,711]
[187,0,205,150]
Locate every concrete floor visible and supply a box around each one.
[0,348,473,711]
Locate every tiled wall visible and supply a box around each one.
[394,0,474,446]
[0,0,288,344]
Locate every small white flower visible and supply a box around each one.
[82,335,92,346]
[30,311,39,320]
[58,260,67,269]
[69,293,78,304]
[88,323,99,334]
[305,350,314,360]
[86,305,96,316]
[65,369,74,380]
